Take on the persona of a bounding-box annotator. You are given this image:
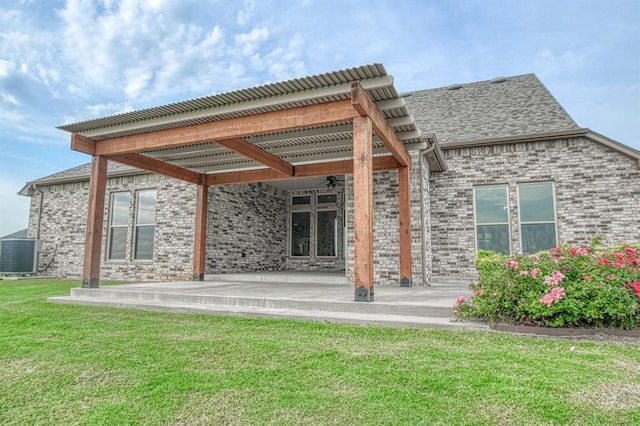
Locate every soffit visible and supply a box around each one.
[58,64,424,174]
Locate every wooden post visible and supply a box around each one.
[398,166,412,286]
[193,179,208,281]
[82,155,108,288]
[353,116,374,301]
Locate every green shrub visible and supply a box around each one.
[455,241,640,329]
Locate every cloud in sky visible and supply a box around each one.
[0,0,639,236]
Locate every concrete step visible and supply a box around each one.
[48,295,488,330]
[429,275,476,287]
[62,287,454,318]
[205,272,348,285]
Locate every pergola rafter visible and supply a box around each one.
[66,65,418,300]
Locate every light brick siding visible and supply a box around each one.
[29,174,197,281]
[207,183,287,274]
[429,137,640,276]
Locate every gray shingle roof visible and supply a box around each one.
[0,229,28,240]
[404,74,578,144]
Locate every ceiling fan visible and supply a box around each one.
[326,175,344,189]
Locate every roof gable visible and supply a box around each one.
[404,74,578,143]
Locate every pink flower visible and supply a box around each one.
[540,287,566,307]
[583,275,592,281]
[455,296,466,306]
[508,260,519,269]
[607,274,617,280]
[530,268,541,278]
[576,247,589,256]
[519,270,529,276]
[623,247,637,256]
[474,289,485,296]
[544,271,566,286]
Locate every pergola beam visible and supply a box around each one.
[213,137,293,176]
[85,100,359,156]
[205,156,401,186]
[350,82,411,167]
[107,152,204,185]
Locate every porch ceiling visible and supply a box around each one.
[58,64,425,175]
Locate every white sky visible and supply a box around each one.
[1,0,639,236]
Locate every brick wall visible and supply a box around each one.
[29,174,197,281]
[429,137,640,276]
[345,152,428,285]
[207,183,287,273]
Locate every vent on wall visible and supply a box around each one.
[0,239,42,274]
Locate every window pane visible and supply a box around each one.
[291,212,310,256]
[134,226,155,260]
[317,210,337,256]
[519,183,555,222]
[317,194,337,204]
[109,227,127,260]
[111,193,130,226]
[291,196,311,205]
[476,224,510,254]
[475,186,508,223]
[522,224,556,254]
[136,190,157,224]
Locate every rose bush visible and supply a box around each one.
[455,240,640,329]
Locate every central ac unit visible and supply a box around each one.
[0,239,42,274]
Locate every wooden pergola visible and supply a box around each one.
[66,68,417,302]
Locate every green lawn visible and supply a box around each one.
[1,280,638,425]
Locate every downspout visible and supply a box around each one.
[34,184,44,240]
[419,143,435,285]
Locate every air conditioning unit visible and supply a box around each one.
[0,239,42,274]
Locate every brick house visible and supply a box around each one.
[19,65,640,295]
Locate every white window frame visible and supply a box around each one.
[133,189,157,261]
[473,184,511,255]
[517,181,558,254]
[106,192,131,261]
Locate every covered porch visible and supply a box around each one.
[59,64,444,301]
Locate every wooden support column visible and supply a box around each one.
[82,155,108,288]
[353,116,374,302]
[193,178,208,281]
[398,166,412,287]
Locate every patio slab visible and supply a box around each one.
[49,273,488,330]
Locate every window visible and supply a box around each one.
[316,210,337,257]
[317,194,337,204]
[291,211,310,256]
[291,196,311,205]
[474,185,510,254]
[134,190,157,260]
[518,182,557,254]
[107,192,130,260]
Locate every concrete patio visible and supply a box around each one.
[49,272,488,330]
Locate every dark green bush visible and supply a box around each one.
[455,241,640,329]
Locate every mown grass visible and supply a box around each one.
[1,279,639,425]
